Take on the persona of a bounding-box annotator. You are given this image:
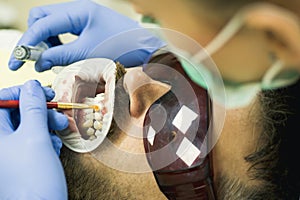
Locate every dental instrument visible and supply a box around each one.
[0,100,99,111]
[13,42,48,61]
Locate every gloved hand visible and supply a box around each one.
[0,80,68,199]
[8,0,165,72]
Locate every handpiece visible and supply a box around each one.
[13,42,48,61]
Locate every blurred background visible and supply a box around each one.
[0,0,141,30]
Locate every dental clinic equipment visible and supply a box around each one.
[0,99,99,111]
[13,41,48,61]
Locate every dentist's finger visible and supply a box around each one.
[50,132,63,156]
[27,6,48,27]
[0,86,21,100]
[43,87,55,102]
[34,40,88,72]
[19,80,48,135]
[27,1,76,27]
[0,108,14,135]
[0,86,21,134]
[47,110,69,131]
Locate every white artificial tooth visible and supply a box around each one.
[94,112,103,121]
[97,93,105,97]
[86,127,95,136]
[85,113,94,120]
[95,130,101,136]
[84,108,93,114]
[89,135,97,141]
[94,121,103,130]
[82,120,93,128]
[98,102,104,109]
[95,93,105,101]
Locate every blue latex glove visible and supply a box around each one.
[8,0,165,72]
[0,80,68,199]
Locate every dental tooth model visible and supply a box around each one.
[93,121,103,130]
[51,58,126,153]
[82,120,93,128]
[78,96,104,140]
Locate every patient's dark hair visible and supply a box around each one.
[215,80,300,199]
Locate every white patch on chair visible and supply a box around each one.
[147,126,156,146]
[172,105,198,134]
[176,137,201,166]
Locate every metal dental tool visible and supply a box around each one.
[13,42,48,61]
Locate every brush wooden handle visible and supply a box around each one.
[0,100,20,108]
[0,100,59,109]
[0,100,94,110]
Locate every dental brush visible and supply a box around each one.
[13,42,48,61]
[0,100,100,111]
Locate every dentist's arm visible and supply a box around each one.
[0,80,68,199]
[8,0,165,72]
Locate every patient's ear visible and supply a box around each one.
[124,68,171,118]
[243,3,300,69]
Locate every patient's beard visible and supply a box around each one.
[60,143,147,200]
[60,144,165,200]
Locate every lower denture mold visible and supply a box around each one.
[51,58,119,153]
